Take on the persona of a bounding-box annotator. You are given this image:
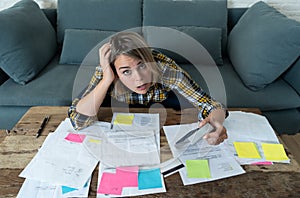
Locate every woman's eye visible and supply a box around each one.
[139,64,146,69]
[123,70,131,75]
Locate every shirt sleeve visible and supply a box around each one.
[68,66,103,130]
[157,53,226,120]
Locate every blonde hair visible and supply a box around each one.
[109,31,161,95]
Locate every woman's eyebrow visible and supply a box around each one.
[118,61,143,70]
[118,66,130,70]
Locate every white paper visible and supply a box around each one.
[223,111,279,142]
[17,177,91,198]
[164,123,212,159]
[100,130,160,167]
[163,123,245,185]
[99,113,161,167]
[19,119,99,188]
[178,144,245,185]
[17,179,57,198]
[223,111,289,164]
[111,113,160,131]
[96,163,166,197]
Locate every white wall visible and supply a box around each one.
[0,0,56,10]
[228,0,300,21]
[0,0,300,21]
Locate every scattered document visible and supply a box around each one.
[223,111,279,142]
[17,177,91,198]
[19,119,99,188]
[100,113,161,167]
[100,130,160,167]
[163,123,245,185]
[223,111,290,164]
[97,163,166,197]
[111,113,159,132]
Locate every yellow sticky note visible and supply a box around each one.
[186,159,211,178]
[261,143,289,161]
[234,142,261,159]
[89,139,101,144]
[114,114,134,125]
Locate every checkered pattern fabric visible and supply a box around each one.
[68,50,224,130]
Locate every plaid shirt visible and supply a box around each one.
[68,51,224,130]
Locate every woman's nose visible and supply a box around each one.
[134,70,143,81]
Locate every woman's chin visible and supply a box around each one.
[135,89,148,94]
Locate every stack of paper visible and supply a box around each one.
[163,122,245,185]
[96,164,166,197]
[18,112,165,197]
[17,118,107,197]
[97,112,165,197]
[162,111,290,186]
[223,111,290,164]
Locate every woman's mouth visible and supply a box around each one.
[136,83,148,91]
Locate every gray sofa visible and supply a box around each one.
[0,0,299,134]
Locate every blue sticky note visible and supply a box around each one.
[61,186,77,194]
[62,180,88,194]
[138,168,162,190]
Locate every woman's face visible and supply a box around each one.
[114,54,152,94]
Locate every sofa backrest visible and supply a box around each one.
[42,1,250,67]
[56,0,143,44]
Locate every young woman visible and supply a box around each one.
[68,32,228,145]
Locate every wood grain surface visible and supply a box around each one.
[1,106,300,197]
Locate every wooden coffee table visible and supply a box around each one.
[1,106,300,197]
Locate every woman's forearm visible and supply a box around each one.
[76,79,112,116]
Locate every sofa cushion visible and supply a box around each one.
[180,58,300,111]
[228,1,300,91]
[0,56,78,106]
[60,29,116,65]
[144,26,223,65]
[283,58,300,95]
[143,0,227,64]
[57,0,142,43]
[0,0,57,85]
[219,61,300,111]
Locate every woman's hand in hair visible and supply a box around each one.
[99,43,115,84]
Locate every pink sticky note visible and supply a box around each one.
[64,133,86,143]
[116,166,138,187]
[97,173,122,195]
[251,161,273,165]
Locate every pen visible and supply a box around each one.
[36,115,50,138]
[162,164,184,176]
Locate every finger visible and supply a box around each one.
[99,43,110,54]
[104,48,111,58]
[204,129,227,145]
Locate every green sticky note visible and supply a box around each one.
[233,142,261,159]
[262,143,289,161]
[114,114,134,125]
[186,159,211,178]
